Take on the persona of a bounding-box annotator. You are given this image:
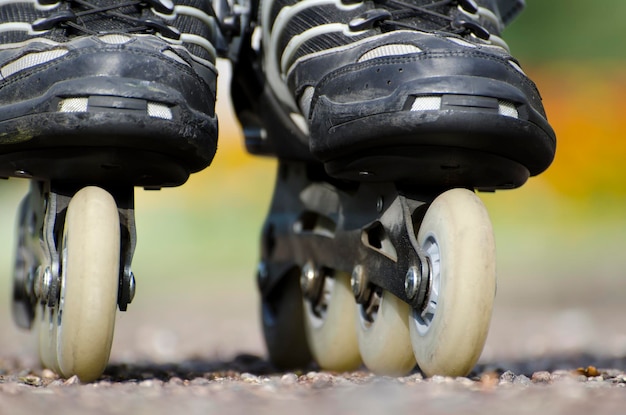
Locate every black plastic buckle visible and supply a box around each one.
[453,19,490,40]
[141,18,181,40]
[145,0,175,15]
[31,11,76,31]
[349,9,393,31]
[457,0,479,14]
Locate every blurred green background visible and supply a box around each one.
[0,0,625,310]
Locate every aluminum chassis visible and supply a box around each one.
[256,161,436,313]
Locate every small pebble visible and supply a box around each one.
[499,370,516,383]
[577,366,600,377]
[41,369,57,379]
[405,373,424,383]
[168,377,184,386]
[63,375,81,386]
[241,373,260,384]
[551,370,575,381]
[613,374,626,384]
[310,373,334,389]
[513,375,531,386]
[190,377,210,386]
[280,373,298,385]
[531,371,552,383]
[603,369,623,378]
[19,375,42,387]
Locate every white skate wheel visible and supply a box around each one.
[303,271,362,371]
[409,188,496,377]
[54,186,120,382]
[357,289,416,376]
[38,305,61,374]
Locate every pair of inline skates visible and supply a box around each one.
[1,0,555,381]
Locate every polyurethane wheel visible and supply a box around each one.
[303,271,362,371]
[40,186,121,382]
[409,188,496,377]
[261,268,313,370]
[38,305,61,375]
[357,289,416,376]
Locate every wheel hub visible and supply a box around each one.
[412,235,441,335]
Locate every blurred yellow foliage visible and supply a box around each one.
[530,63,626,198]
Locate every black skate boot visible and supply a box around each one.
[255,0,556,189]
[4,0,225,382]
[232,0,555,377]
[0,0,221,186]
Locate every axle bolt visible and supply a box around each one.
[376,196,384,213]
[351,265,364,298]
[300,261,320,300]
[404,266,421,300]
[128,272,136,303]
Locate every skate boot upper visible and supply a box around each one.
[0,0,221,187]
[259,0,556,189]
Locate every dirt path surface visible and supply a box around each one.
[2,272,626,414]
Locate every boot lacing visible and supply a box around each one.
[348,0,491,40]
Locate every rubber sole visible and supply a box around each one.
[311,105,555,189]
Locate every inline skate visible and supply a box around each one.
[232,0,556,375]
[3,0,232,381]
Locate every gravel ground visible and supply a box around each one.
[2,274,626,414]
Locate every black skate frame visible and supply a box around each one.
[229,11,439,315]
[257,161,436,311]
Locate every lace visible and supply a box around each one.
[32,0,182,39]
[348,0,491,40]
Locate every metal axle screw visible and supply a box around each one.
[376,196,384,213]
[300,261,318,300]
[35,265,53,305]
[404,266,421,300]
[128,272,136,303]
[351,265,364,298]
